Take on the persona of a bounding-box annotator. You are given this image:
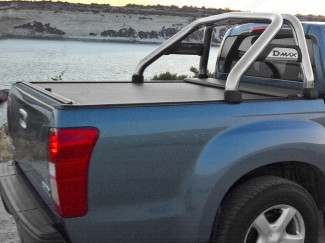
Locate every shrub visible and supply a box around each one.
[151,66,214,80]
[152,72,188,80]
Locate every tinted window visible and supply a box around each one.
[218,34,316,81]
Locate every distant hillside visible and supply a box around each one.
[0,1,236,17]
[0,1,324,44]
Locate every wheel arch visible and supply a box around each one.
[225,161,325,210]
[209,175,320,243]
[194,149,325,242]
[205,160,325,242]
[192,118,325,241]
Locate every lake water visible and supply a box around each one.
[0,39,219,124]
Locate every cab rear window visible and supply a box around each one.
[218,33,316,81]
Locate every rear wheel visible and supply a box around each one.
[211,176,319,243]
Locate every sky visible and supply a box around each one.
[59,0,325,16]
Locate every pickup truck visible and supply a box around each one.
[1,12,325,243]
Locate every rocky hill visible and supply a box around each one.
[0,1,324,44]
[0,1,234,44]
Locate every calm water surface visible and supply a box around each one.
[0,39,219,124]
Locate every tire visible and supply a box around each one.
[211,176,319,243]
[1,194,11,215]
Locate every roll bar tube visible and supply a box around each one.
[281,14,317,99]
[132,12,283,83]
[198,26,213,78]
[132,12,317,103]
[223,13,282,103]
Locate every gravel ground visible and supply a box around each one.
[0,200,20,243]
[0,124,19,242]
[0,124,13,162]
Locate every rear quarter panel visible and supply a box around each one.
[54,98,325,242]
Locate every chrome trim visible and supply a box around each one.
[19,108,27,129]
[133,12,315,92]
[225,13,283,91]
[134,12,283,90]
[281,14,314,88]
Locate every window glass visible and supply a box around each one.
[218,34,316,81]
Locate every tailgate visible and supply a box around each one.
[0,161,65,242]
[7,83,60,205]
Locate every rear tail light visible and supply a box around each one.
[48,127,99,218]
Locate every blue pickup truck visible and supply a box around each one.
[1,12,325,243]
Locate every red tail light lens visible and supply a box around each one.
[48,127,99,218]
[249,26,268,33]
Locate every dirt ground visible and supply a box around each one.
[0,201,20,243]
[0,124,13,161]
[0,124,20,243]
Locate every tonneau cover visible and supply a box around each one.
[31,81,275,106]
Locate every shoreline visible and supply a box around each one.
[0,35,163,45]
[0,35,221,46]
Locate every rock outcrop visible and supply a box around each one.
[0,1,233,44]
[1,1,324,43]
[0,89,9,102]
[14,21,65,35]
[0,124,13,162]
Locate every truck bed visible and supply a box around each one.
[25,79,299,106]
